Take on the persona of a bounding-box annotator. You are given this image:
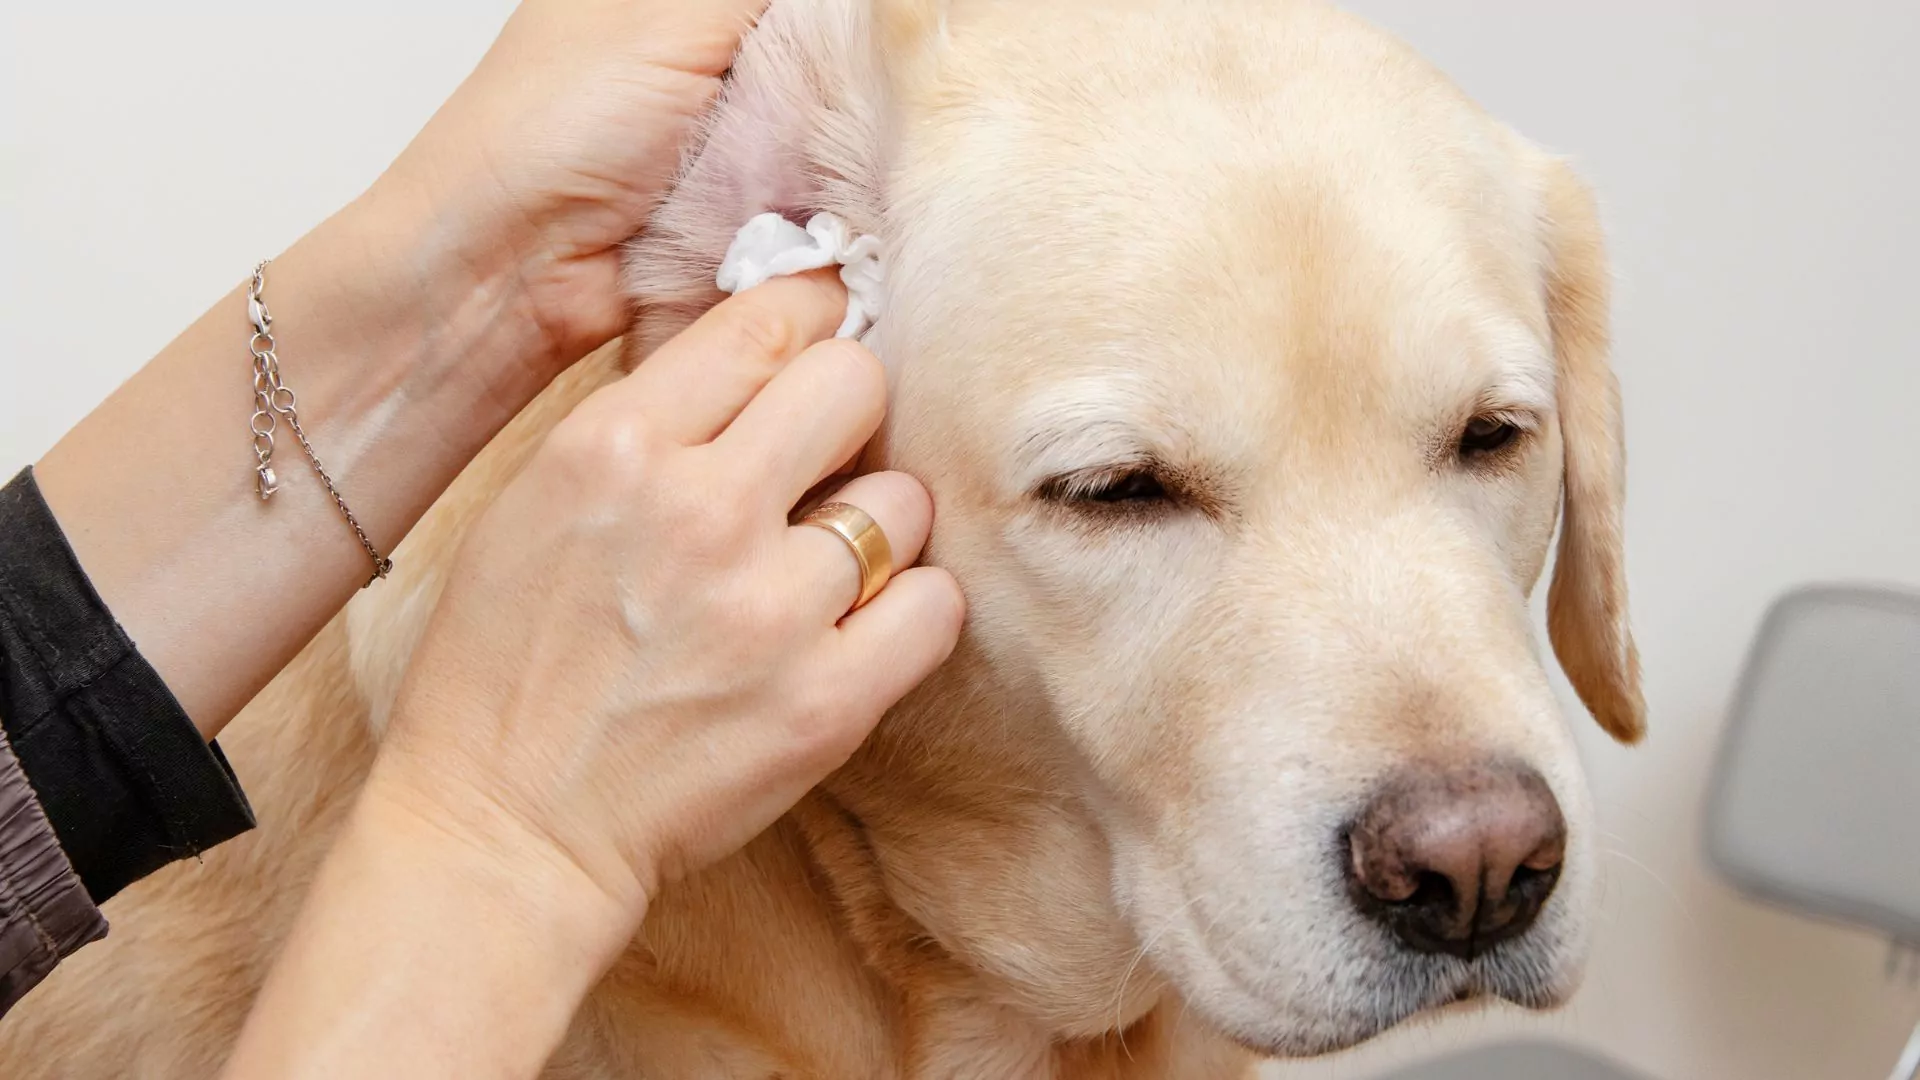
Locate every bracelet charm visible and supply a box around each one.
[245,260,392,586]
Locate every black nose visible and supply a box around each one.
[1342,763,1567,960]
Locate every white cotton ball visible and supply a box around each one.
[715,212,886,339]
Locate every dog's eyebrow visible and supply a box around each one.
[1481,361,1555,418]
[1008,376,1164,490]
[1472,325,1556,417]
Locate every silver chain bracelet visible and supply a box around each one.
[247,260,393,587]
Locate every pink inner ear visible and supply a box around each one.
[621,0,887,363]
[618,62,823,357]
[703,66,822,224]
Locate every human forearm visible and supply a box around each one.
[28,0,781,740]
[220,774,632,1080]
[34,181,563,737]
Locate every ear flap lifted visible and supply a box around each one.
[622,0,942,364]
[1538,158,1647,745]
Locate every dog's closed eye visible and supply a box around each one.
[1080,469,1168,503]
[1037,464,1175,511]
[1457,414,1525,461]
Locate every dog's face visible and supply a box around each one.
[876,3,1645,1054]
[624,0,1644,1057]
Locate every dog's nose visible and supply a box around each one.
[1343,763,1567,960]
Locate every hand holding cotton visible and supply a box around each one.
[716,212,885,340]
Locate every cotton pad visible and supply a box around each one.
[716,212,885,339]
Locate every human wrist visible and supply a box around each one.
[353,766,645,973]
[223,775,637,1080]
[272,179,569,433]
[214,177,585,569]
[31,181,575,733]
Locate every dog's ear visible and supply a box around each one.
[1537,157,1647,745]
[622,0,945,362]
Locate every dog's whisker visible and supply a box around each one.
[1588,800,1662,830]
[1597,844,1694,924]
[1111,892,1212,1061]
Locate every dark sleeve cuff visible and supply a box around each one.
[0,721,107,1014]
[0,467,255,903]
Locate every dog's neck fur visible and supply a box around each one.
[825,649,1166,1034]
[786,653,1247,1076]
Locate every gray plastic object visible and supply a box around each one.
[1374,1041,1651,1079]
[1705,584,1920,944]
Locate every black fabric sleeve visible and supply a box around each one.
[0,467,254,902]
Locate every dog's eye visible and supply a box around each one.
[1458,415,1521,458]
[1083,470,1168,503]
[1038,467,1170,506]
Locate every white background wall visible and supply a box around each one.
[3,6,1917,1079]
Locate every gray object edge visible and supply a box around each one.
[1701,582,1920,946]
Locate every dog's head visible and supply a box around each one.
[625,0,1642,1056]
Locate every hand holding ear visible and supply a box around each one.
[372,272,964,918]
[222,274,964,1080]
[378,0,773,367]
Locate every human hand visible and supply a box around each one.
[374,0,772,369]
[220,80,965,1080]
[31,2,779,735]
[366,272,965,939]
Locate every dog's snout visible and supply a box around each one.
[1343,763,1567,960]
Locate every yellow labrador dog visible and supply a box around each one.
[1,0,1643,1075]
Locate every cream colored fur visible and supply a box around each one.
[0,1,1640,1076]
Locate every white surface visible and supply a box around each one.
[3,6,1918,1080]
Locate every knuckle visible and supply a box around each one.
[727,297,803,361]
[787,682,864,754]
[544,411,654,493]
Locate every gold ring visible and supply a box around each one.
[798,501,893,612]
